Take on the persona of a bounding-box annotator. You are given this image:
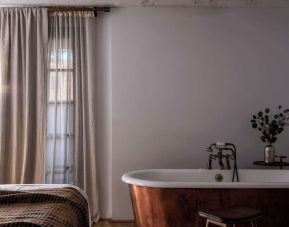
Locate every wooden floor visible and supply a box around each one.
[94,221,135,227]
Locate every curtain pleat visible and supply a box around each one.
[47,11,100,223]
[0,8,48,184]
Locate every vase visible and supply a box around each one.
[264,144,275,164]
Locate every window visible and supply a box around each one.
[46,47,74,184]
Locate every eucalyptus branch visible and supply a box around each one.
[251,106,289,144]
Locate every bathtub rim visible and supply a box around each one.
[121,169,289,188]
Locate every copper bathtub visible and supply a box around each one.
[122,169,289,227]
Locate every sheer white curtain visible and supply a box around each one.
[0,8,47,184]
[47,11,99,222]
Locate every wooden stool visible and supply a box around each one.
[199,207,263,227]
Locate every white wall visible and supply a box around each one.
[97,7,289,220]
[94,12,112,219]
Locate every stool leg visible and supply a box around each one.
[206,219,227,227]
[251,221,257,227]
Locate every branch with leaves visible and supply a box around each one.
[251,106,289,144]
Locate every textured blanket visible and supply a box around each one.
[0,187,90,227]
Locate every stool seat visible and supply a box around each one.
[199,207,263,224]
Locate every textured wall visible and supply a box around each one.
[109,7,289,219]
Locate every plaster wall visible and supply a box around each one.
[108,7,289,219]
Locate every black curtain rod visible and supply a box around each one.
[47,6,110,13]
[0,6,110,17]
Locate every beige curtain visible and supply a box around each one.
[47,11,99,222]
[0,8,48,184]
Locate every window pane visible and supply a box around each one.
[46,46,74,184]
[46,137,73,167]
[50,48,73,70]
[46,137,73,184]
[48,72,73,102]
[47,103,73,135]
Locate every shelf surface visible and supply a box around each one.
[254,161,289,167]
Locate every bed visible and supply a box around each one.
[0,184,90,227]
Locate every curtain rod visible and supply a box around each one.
[0,5,110,13]
[47,7,110,13]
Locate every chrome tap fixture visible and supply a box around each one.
[206,142,239,182]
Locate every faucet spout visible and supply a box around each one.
[217,154,225,170]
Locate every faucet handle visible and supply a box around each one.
[216,142,225,147]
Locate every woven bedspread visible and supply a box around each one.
[0,187,90,227]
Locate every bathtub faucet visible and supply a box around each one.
[207,153,231,170]
[206,142,239,182]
